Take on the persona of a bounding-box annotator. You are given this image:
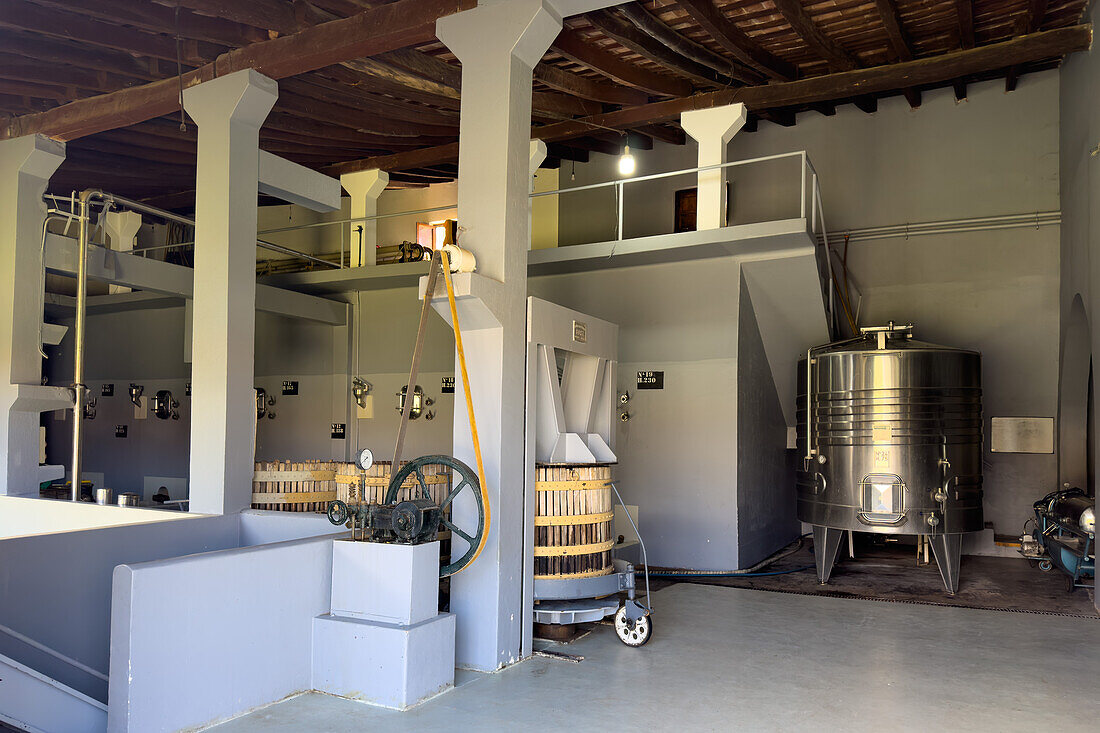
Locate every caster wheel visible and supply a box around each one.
[614,606,652,647]
[1038,559,1053,572]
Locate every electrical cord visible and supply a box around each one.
[646,565,814,579]
[635,533,812,578]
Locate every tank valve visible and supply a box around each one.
[932,488,949,504]
[619,412,631,422]
[816,454,827,465]
[619,392,630,404]
[926,514,940,528]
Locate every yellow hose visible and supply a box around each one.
[438,249,491,569]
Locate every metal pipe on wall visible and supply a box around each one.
[70,190,94,501]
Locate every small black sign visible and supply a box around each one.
[115,425,128,438]
[101,383,114,397]
[282,380,299,396]
[185,382,191,396]
[637,370,664,390]
[331,423,346,440]
[441,376,455,394]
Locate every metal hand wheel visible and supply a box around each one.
[387,455,484,577]
[327,499,349,526]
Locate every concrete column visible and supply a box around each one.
[340,169,388,267]
[183,69,277,515]
[680,103,747,230]
[0,135,68,496]
[527,140,547,250]
[435,0,562,672]
[103,210,141,294]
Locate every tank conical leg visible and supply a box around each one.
[928,533,962,595]
[812,525,845,585]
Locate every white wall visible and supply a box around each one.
[556,72,1062,538]
[108,536,334,732]
[1058,0,1099,614]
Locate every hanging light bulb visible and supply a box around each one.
[618,143,635,176]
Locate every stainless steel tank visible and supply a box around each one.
[796,322,982,594]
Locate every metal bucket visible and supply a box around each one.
[117,492,141,507]
[95,488,113,505]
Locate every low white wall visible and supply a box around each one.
[108,537,335,732]
[0,496,196,540]
[0,514,239,702]
[238,509,344,546]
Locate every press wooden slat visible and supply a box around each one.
[534,463,614,579]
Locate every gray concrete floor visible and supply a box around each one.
[210,583,1100,732]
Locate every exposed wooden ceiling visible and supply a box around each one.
[0,0,1090,208]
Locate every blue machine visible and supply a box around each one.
[1020,488,1095,591]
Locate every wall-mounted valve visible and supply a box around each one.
[352,377,372,409]
[128,383,144,408]
[153,390,180,420]
[83,398,96,420]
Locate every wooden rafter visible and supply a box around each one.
[772,0,858,72]
[0,0,220,64]
[1,0,478,141]
[676,0,797,81]
[616,3,765,84]
[956,0,975,49]
[328,25,1092,176]
[586,9,745,86]
[873,0,920,108]
[1006,0,1051,91]
[552,28,691,97]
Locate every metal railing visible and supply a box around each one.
[532,149,820,242]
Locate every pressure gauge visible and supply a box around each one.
[357,448,374,471]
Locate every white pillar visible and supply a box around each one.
[183,69,277,515]
[340,169,388,267]
[680,103,747,230]
[103,210,141,294]
[436,0,562,672]
[527,139,547,250]
[0,135,68,496]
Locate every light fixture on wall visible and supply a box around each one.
[618,144,636,176]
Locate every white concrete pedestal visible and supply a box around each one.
[313,540,455,710]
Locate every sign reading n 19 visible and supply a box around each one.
[637,371,664,390]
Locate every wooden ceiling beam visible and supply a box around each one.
[280,77,460,128]
[772,0,859,72]
[381,47,644,107]
[638,123,685,146]
[277,97,457,139]
[616,3,765,84]
[0,0,220,64]
[328,25,1093,176]
[1,0,478,141]
[534,61,649,105]
[152,0,324,36]
[873,0,920,109]
[28,0,267,47]
[347,55,599,119]
[586,9,743,87]
[0,32,161,81]
[0,56,142,94]
[552,28,691,97]
[956,1,975,49]
[875,0,914,62]
[545,143,590,163]
[676,0,797,81]
[853,95,878,114]
[1006,0,1050,91]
